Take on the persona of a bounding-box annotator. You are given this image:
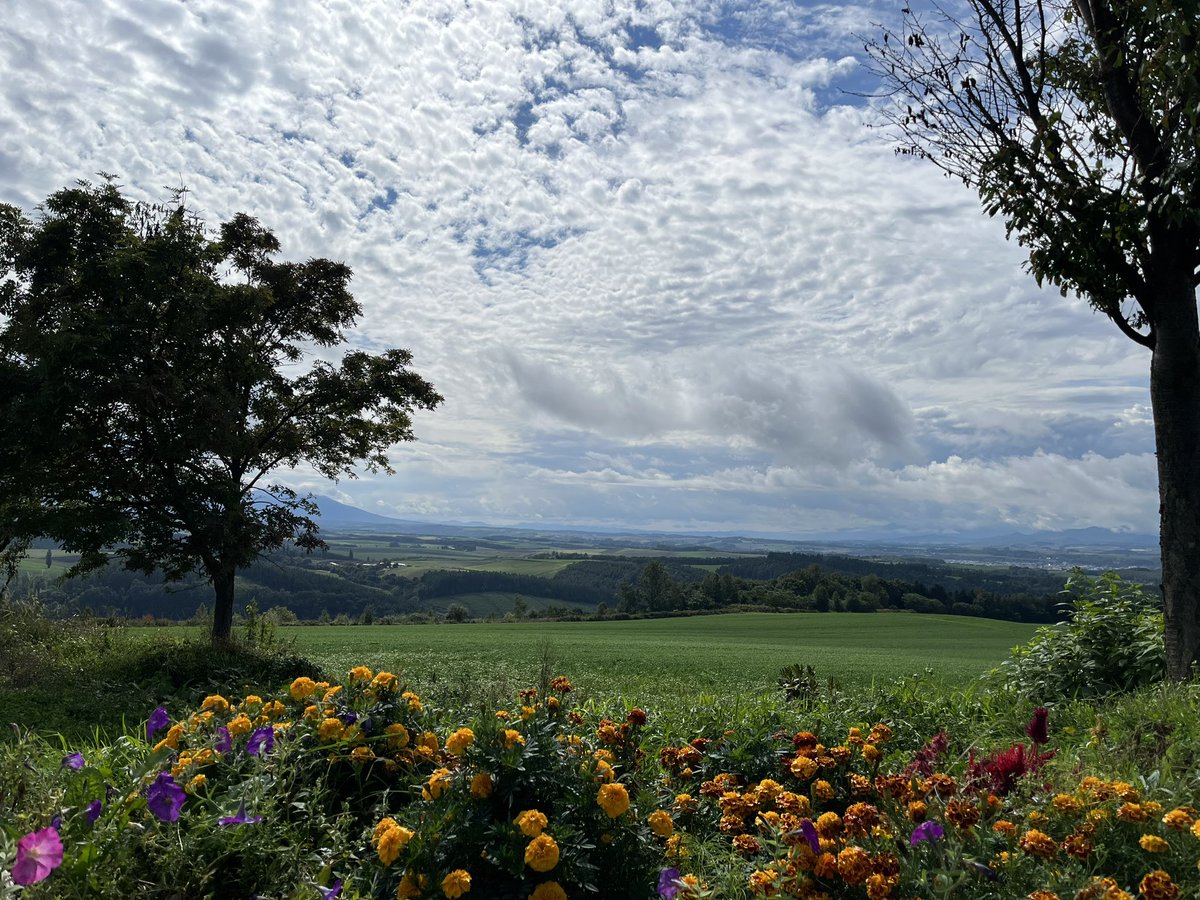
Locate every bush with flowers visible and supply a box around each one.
[3,664,1200,899]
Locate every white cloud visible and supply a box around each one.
[0,0,1157,537]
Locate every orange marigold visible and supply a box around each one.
[441,868,471,899]
[1018,829,1058,859]
[748,869,779,897]
[836,846,872,884]
[597,782,630,818]
[1138,870,1179,900]
[524,833,560,873]
[516,809,548,838]
[946,797,980,829]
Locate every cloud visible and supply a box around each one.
[0,0,1158,538]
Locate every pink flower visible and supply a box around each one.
[11,826,63,885]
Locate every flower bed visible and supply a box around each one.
[2,668,1198,899]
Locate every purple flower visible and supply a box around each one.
[62,752,85,770]
[657,867,681,899]
[338,711,358,726]
[214,726,232,754]
[218,802,263,827]
[146,772,185,823]
[799,818,821,854]
[246,726,274,757]
[968,860,998,881]
[321,879,343,899]
[11,826,63,885]
[146,706,170,743]
[910,820,945,846]
[85,800,103,825]
[1026,707,1049,745]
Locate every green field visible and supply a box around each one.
[258,612,1037,705]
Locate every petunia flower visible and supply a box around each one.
[214,726,232,754]
[658,867,681,899]
[85,800,103,825]
[321,878,343,899]
[218,801,263,826]
[246,726,274,756]
[799,818,821,854]
[146,772,185,823]
[62,752,85,770]
[146,706,170,743]
[910,820,945,845]
[11,826,63,885]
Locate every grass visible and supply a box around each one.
[270,612,1035,705]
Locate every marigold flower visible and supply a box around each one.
[1018,829,1057,859]
[1138,871,1179,900]
[289,677,317,700]
[402,691,423,712]
[1161,807,1195,830]
[185,774,207,794]
[318,718,345,742]
[446,727,475,756]
[1139,834,1170,853]
[992,819,1017,837]
[1062,831,1093,860]
[426,768,452,800]
[593,759,615,783]
[866,872,896,899]
[790,755,818,780]
[732,834,761,856]
[373,817,398,842]
[154,723,185,753]
[201,695,230,714]
[470,772,494,799]
[674,793,697,813]
[776,791,810,816]
[529,883,567,900]
[504,729,525,749]
[376,824,414,866]
[648,809,674,837]
[441,868,471,898]
[1192,819,1200,840]
[1028,892,1059,900]
[906,800,928,822]
[836,846,871,884]
[524,833,560,872]
[869,723,893,743]
[397,872,426,898]
[815,811,842,838]
[351,745,374,763]
[747,868,779,896]
[348,665,373,683]
[516,809,549,838]
[627,708,647,727]
[386,723,411,749]
[862,743,881,763]
[597,782,631,818]
[813,780,834,801]
[946,797,980,829]
[1118,802,1151,822]
[844,802,881,836]
[813,851,838,878]
[371,671,398,692]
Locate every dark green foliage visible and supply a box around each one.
[996,571,1166,701]
[0,180,441,642]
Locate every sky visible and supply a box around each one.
[0,0,1159,538]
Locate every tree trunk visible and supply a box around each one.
[1149,253,1200,680]
[211,564,236,645]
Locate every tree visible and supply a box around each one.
[0,180,442,643]
[865,1,1200,678]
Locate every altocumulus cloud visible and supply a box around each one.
[0,0,1157,536]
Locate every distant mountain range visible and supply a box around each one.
[309,495,1158,552]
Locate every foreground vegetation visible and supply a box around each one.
[2,574,1194,898]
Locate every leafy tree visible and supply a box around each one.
[865,2,1200,677]
[0,180,442,642]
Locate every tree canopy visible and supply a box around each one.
[0,180,442,641]
[865,1,1200,677]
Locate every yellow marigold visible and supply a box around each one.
[1026,810,1050,827]
[814,851,838,879]
[227,713,253,737]
[397,872,426,899]
[373,817,398,842]
[521,705,538,720]
[861,743,881,763]
[348,665,373,683]
[648,809,674,837]
[516,809,549,838]
[597,782,631,818]
[529,883,568,900]
[1018,829,1058,859]
[470,772,494,799]
[426,768,452,800]
[869,723,893,744]
[154,724,185,753]
[776,791,811,816]
[665,833,687,862]
[289,677,317,700]
[1028,892,1059,900]
[386,723,411,749]
[866,872,896,899]
[377,824,414,866]
[1162,807,1195,830]
[504,729,525,749]
[813,780,834,801]
[1192,819,1200,840]
[675,793,697,812]
[442,868,471,899]
[323,685,343,701]
[351,745,375,763]
[1075,877,1132,900]
[836,846,872,885]
[747,869,779,896]
[303,704,319,720]
[201,694,229,713]
[1051,793,1083,815]
[420,731,439,752]
[732,834,761,856]
[524,833,560,873]
[993,819,1017,837]
[718,814,745,834]
[371,671,398,692]
[1118,802,1151,822]
[402,691,423,712]
[815,811,842,838]
[1139,834,1170,853]
[262,700,286,718]
[185,774,207,793]
[907,800,928,822]
[318,718,345,742]
[546,697,560,712]
[1138,871,1179,900]
[593,759,615,783]
[790,756,818,780]
[446,727,475,756]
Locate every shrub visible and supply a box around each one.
[994,570,1164,701]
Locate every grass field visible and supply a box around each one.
[252,612,1038,705]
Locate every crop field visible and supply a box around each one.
[257,612,1037,705]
